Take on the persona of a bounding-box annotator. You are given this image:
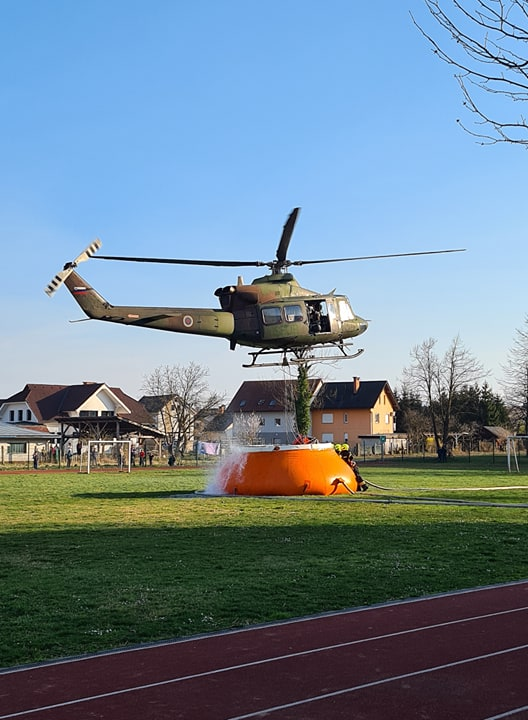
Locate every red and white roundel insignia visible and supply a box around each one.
[183,315,194,328]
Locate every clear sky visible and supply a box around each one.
[1,0,525,403]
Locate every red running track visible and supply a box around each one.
[1,581,527,719]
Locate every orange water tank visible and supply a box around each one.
[212,444,359,496]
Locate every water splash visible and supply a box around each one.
[203,448,248,495]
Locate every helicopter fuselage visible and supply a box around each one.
[64,269,368,352]
[217,272,367,350]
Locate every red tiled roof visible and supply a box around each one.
[3,383,154,425]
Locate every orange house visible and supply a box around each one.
[311,377,399,451]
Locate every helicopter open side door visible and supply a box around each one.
[306,299,333,335]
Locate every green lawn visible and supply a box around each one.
[1,455,527,667]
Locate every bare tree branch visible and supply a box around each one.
[412,0,528,145]
[142,362,224,455]
[500,314,528,435]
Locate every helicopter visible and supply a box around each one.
[45,208,464,368]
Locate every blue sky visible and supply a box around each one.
[1,0,525,402]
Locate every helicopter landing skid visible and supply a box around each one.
[242,344,364,369]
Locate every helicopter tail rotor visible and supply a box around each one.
[45,239,102,297]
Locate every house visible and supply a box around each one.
[139,395,229,454]
[478,426,511,451]
[0,421,59,464]
[310,376,402,453]
[222,376,402,449]
[202,406,234,444]
[0,383,164,457]
[226,378,322,445]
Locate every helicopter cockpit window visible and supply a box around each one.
[285,305,303,323]
[338,299,355,321]
[262,307,282,325]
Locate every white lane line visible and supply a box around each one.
[484,707,528,719]
[1,606,527,719]
[227,645,528,719]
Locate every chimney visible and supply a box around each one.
[352,376,360,394]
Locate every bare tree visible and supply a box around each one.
[501,315,528,435]
[142,362,224,456]
[403,336,486,454]
[394,387,431,451]
[234,412,263,445]
[413,1,528,145]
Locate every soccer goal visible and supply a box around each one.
[506,436,528,473]
[81,440,132,473]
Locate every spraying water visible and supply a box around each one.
[203,447,248,495]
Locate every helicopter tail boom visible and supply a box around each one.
[61,269,236,340]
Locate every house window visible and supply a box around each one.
[9,442,26,454]
[259,417,265,426]
[9,410,14,422]
[239,400,246,407]
[275,418,281,426]
[257,399,265,406]
[80,410,98,417]
[343,413,348,424]
[385,414,390,424]
[321,433,334,443]
[101,411,114,417]
[374,413,380,424]
[262,307,282,325]
[18,410,23,421]
[269,399,277,406]
[26,410,31,421]
[322,413,333,424]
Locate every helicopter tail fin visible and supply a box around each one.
[45,239,102,297]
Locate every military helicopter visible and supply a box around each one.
[45,208,464,367]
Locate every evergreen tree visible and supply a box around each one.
[480,382,509,428]
[295,364,312,438]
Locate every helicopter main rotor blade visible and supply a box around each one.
[94,247,465,270]
[287,248,466,266]
[95,255,268,268]
[276,207,300,264]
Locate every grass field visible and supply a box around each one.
[1,454,527,668]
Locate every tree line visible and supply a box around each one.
[397,317,528,453]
